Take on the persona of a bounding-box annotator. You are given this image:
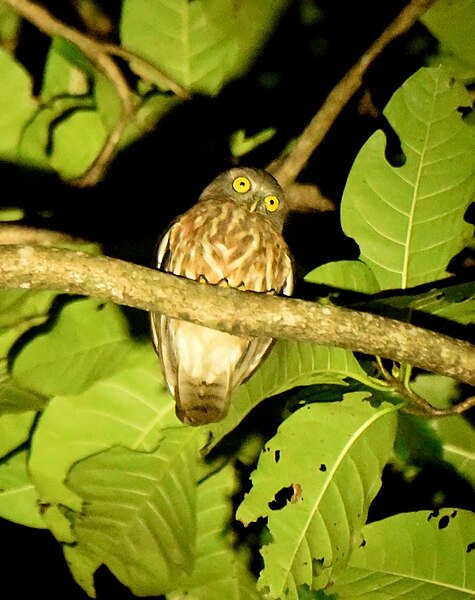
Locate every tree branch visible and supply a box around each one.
[0,244,474,388]
[272,0,436,187]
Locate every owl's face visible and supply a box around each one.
[198,167,288,231]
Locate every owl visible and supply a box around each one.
[150,167,294,426]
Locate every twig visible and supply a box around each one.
[3,0,189,187]
[0,244,474,389]
[272,0,436,187]
[374,359,475,417]
[395,380,475,417]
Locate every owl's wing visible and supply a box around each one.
[150,205,294,425]
[150,224,179,398]
[230,259,294,389]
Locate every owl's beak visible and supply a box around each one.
[249,198,260,212]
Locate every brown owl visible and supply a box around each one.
[150,167,294,426]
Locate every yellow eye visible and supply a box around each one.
[264,195,279,212]
[232,176,251,193]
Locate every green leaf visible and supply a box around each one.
[120,0,288,95]
[434,416,475,487]
[304,260,380,294]
[0,207,25,221]
[0,289,58,329]
[354,280,475,325]
[411,374,475,486]
[18,96,93,170]
[0,49,37,161]
[421,0,475,75]
[41,37,90,102]
[169,464,261,599]
[236,393,399,598]
[341,66,475,290]
[334,509,475,598]
[230,128,277,158]
[0,360,48,415]
[63,544,101,599]
[67,428,202,597]
[206,341,368,452]
[29,359,176,530]
[0,411,36,458]
[13,298,138,397]
[49,109,108,180]
[0,450,45,528]
[0,4,20,45]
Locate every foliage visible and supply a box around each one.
[0,0,474,599]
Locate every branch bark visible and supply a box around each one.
[1,244,474,387]
[272,0,437,187]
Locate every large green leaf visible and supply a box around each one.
[120,0,288,95]
[13,298,139,397]
[334,509,475,599]
[0,449,45,528]
[28,357,177,541]
[341,66,475,290]
[421,0,475,77]
[236,393,399,599]
[0,49,37,160]
[206,341,368,452]
[169,464,261,600]
[67,427,202,597]
[304,260,380,295]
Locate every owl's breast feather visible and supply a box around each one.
[169,200,291,293]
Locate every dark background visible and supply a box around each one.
[1,1,474,597]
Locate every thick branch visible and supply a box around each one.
[1,245,474,387]
[273,0,436,187]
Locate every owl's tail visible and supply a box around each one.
[175,380,230,426]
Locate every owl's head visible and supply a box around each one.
[198,167,288,230]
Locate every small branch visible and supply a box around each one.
[3,0,189,187]
[0,244,474,388]
[272,0,436,187]
[395,380,475,417]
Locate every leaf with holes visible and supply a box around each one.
[67,427,202,596]
[333,509,475,599]
[169,464,260,600]
[236,393,399,599]
[206,341,368,453]
[341,66,475,291]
